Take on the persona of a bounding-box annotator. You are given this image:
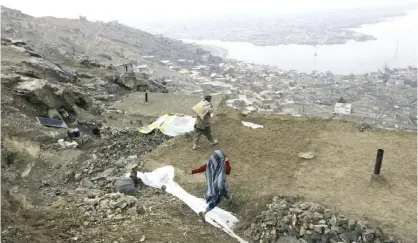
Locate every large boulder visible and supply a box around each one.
[116,72,138,90]
[115,72,148,91]
[148,79,168,93]
[80,58,103,68]
[17,58,77,83]
[14,78,92,114]
[113,72,168,93]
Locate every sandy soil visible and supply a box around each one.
[143,111,417,242]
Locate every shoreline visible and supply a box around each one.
[195,43,229,58]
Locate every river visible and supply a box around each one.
[184,10,418,75]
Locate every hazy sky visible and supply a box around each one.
[1,0,417,24]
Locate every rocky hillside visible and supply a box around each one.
[1,5,221,72]
[0,6,229,243]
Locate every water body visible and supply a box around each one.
[184,10,418,75]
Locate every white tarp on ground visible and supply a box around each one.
[126,166,248,243]
[138,114,196,137]
[241,121,264,129]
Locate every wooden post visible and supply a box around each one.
[374,149,384,175]
[145,91,148,103]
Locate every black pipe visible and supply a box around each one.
[374,149,384,175]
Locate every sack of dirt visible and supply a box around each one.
[192,100,212,120]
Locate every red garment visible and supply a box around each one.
[191,159,231,175]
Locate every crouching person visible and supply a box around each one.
[190,150,232,223]
[115,168,141,196]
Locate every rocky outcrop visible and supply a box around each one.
[113,72,168,93]
[79,58,104,68]
[116,72,142,90]
[16,58,78,83]
[148,79,168,93]
[3,39,78,84]
[14,78,91,114]
[2,38,42,58]
[244,196,399,243]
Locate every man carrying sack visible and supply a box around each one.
[192,95,218,150]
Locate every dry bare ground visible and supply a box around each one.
[1,110,416,243]
[144,111,417,242]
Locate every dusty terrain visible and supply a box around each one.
[2,107,416,243]
[143,112,417,242]
[1,5,417,243]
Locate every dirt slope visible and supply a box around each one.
[144,111,417,242]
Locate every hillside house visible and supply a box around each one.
[116,63,134,74]
[334,103,352,115]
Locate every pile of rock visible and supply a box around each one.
[244,196,398,243]
[94,127,171,161]
[78,192,146,222]
[75,128,170,187]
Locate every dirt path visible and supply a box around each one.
[144,113,417,242]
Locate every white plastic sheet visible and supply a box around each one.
[241,121,264,129]
[138,114,196,137]
[126,166,248,243]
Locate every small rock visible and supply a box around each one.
[290,208,303,214]
[310,203,325,213]
[313,212,323,221]
[126,207,137,216]
[339,233,350,243]
[331,225,343,234]
[323,209,332,219]
[140,236,146,242]
[329,215,337,226]
[91,167,117,181]
[300,227,306,236]
[281,215,292,224]
[347,230,361,242]
[313,225,326,234]
[114,157,127,168]
[348,219,357,230]
[299,202,311,210]
[74,173,82,181]
[136,205,146,215]
[363,228,375,242]
[320,234,329,243]
[311,232,321,241]
[113,214,124,220]
[337,216,349,227]
[100,199,110,209]
[128,155,138,162]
